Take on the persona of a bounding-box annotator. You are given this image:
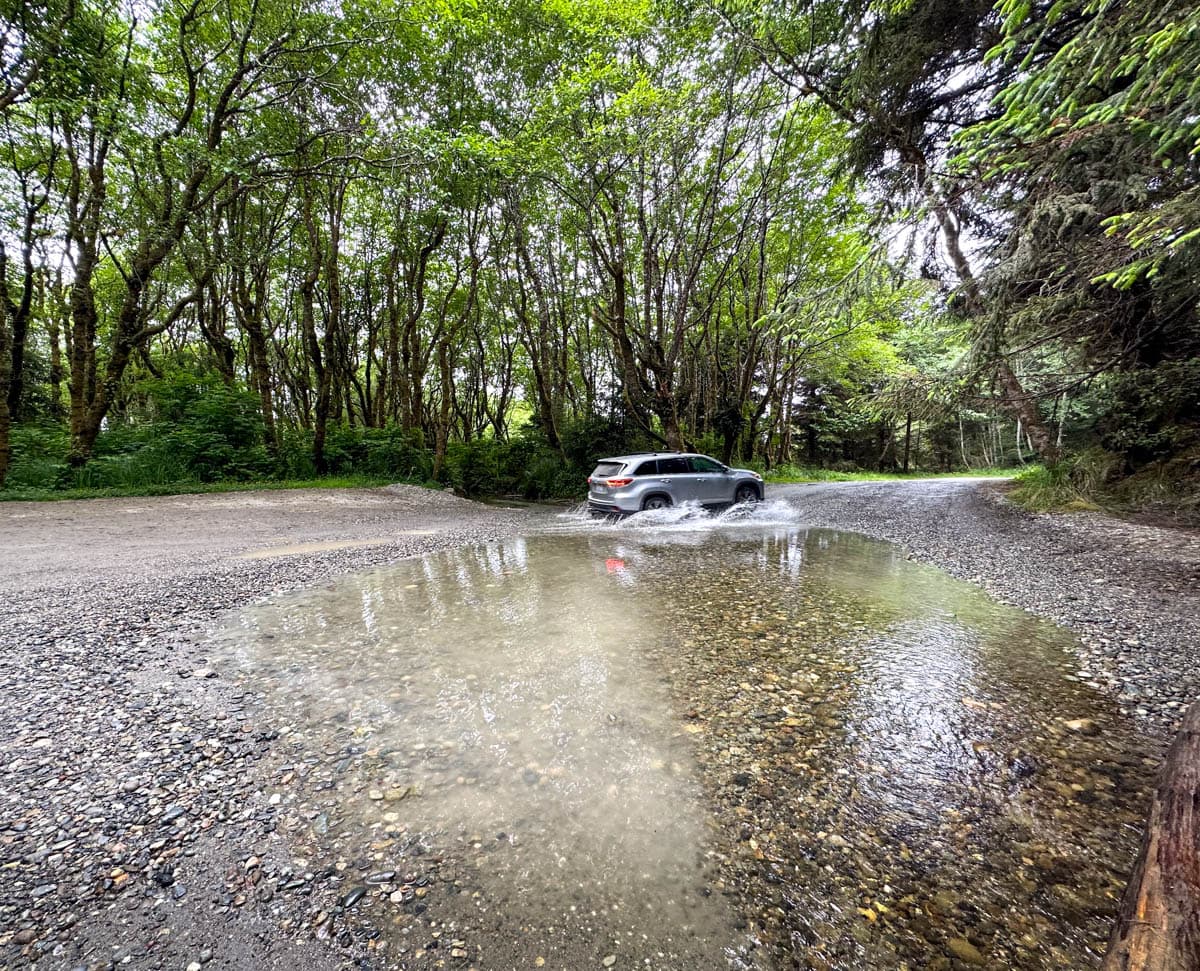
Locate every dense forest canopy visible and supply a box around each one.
[0,0,1196,504]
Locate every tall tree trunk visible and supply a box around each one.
[511,206,564,450]
[902,412,913,473]
[244,317,278,457]
[432,339,452,481]
[198,280,236,384]
[66,241,100,465]
[379,246,399,425]
[299,185,328,474]
[69,253,210,464]
[5,215,37,422]
[659,389,684,452]
[947,221,1059,463]
[226,190,278,456]
[742,413,759,463]
[47,270,65,421]
[0,262,11,488]
[902,140,1060,465]
[877,423,894,470]
[996,358,1060,464]
[322,184,346,446]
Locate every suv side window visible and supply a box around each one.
[658,457,690,475]
[690,456,724,473]
[633,460,659,476]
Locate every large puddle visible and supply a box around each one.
[215,504,1154,969]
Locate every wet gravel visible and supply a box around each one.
[647,529,1156,970]
[0,486,531,969]
[2,478,1197,970]
[776,479,1200,736]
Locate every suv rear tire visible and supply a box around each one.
[642,494,671,511]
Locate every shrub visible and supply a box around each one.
[5,423,72,490]
[361,428,433,480]
[520,451,579,500]
[1096,361,1200,467]
[5,388,645,502]
[560,415,646,470]
[1008,463,1076,510]
[443,439,507,496]
[1008,450,1119,511]
[72,445,192,489]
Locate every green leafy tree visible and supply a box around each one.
[961,0,1200,474]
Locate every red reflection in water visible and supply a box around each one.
[605,557,626,573]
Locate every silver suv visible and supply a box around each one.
[587,452,764,515]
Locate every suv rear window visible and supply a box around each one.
[658,457,690,474]
[633,460,658,475]
[591,462,625,478]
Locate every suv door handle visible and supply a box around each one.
[659,478,671,483]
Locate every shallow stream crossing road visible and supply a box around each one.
[1,479,1198,970]
[771,477,1200,730]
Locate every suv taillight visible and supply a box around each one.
[606,477,633,487]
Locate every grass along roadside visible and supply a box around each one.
[1006,464,1101,513]
[0,474,413,502]
[1006,450,1200,526]
[763,466,1015,484]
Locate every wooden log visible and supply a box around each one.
[1103,700,1200,970]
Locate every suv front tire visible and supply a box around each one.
[734,484,760,503]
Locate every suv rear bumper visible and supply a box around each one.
[587,499,627,517]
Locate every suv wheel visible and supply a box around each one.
[642,494,671,511]
[735,484,759,504]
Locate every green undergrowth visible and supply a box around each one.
[0,408,635,503]
[764,465,1014,484]
[0,474,410,502]
[1,448,1018,504]
[1008,449,1200,524]
[1007,464,1101,513]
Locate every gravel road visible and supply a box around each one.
[1,478,1197,970]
